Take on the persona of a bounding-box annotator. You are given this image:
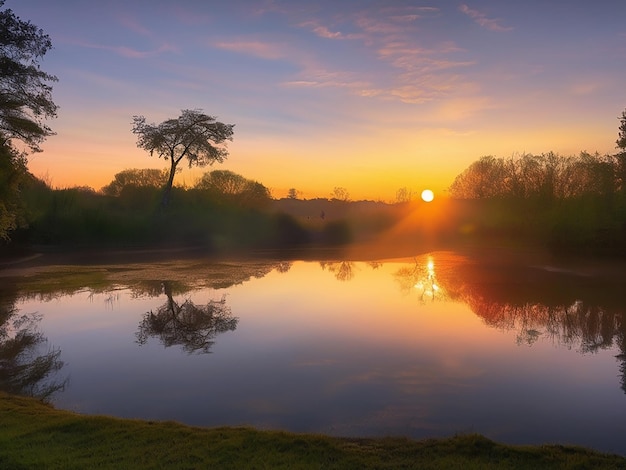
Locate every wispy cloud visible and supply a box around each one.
[118,15,153,37]
[74,40,177,59]
[358,73,468,105]
[433,96,498,121]
[216,4,480,107]
[213,40,289,60]
[459,4,513,32]
[214,37,369,92]
[355,5,439,35]
[299,21,350,40]
[248,0,288,17]
[568,78,608,96]
[283,69,369,91]
[331,5,480,104]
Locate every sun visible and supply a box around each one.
[421,189,434,202]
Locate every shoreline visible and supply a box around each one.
[1,392,625,468]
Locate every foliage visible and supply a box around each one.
[617,110,626,151]
[0,296,66,401]
[395,187,412,203]
[1,392,625,469]
[101,168,169,196]
[322,220,352,245]
[615,110,626,193]
[0,144,27,239]
[447,148,626,255]
[287,187,300,199]
[0,1,56,242]
[195,169,271,208]
[0,0,57,152]
[331,186,350,202]
[9,177,319,253]
[131,109,234,207]
[270,212,311,246]
[447,152,617,201]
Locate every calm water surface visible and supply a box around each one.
[3,251,626,455]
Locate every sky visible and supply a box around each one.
[8,0,626,201]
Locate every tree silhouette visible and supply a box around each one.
[195,169,271,208]
[615,109,626,193]
[320,261,356,281]
[0,1,58,152]
[132,109,234,207]
[331,187,350,202]
[136,282,238,354]
[101,168,169,196]
[0,1,57,240]
[449,152,619,201]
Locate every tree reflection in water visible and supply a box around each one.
[462,294,626,393]
[394,256,447,302]
[319,261,356,282]
[404,254,626,395]
[136,281,238,354]
[0,292,67,401]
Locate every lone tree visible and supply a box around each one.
[131,109,234,207]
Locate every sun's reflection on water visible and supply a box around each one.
[394,255,447,302]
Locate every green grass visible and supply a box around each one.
[1,393,624,469]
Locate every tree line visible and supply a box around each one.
[450,109,626,202]
[446,112,626,255]
[449,149,624,202]
[102,168,272,209]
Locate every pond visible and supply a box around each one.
[2,249,626,456]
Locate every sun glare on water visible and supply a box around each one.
[421,189,434,202]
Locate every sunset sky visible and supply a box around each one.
[10,0,626,201]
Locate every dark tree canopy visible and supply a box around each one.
[0,1,56,241]
[195,169,271,208]
[101,168,169,196]
[0,0,58,152]
[617,110,626,151]
[615,109,626,193]
[131,109,234,207]
[0,144,26,239]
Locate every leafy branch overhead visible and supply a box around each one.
[0,0,58,152]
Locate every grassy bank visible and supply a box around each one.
[1,393,624,469]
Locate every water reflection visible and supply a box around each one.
[0,288,67,401]
[319,261,356,282]
[394,255,447,301]
[136,281,238,354]
[436,255,626,395]
[389,252,626,395]
[3,252,626,455]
